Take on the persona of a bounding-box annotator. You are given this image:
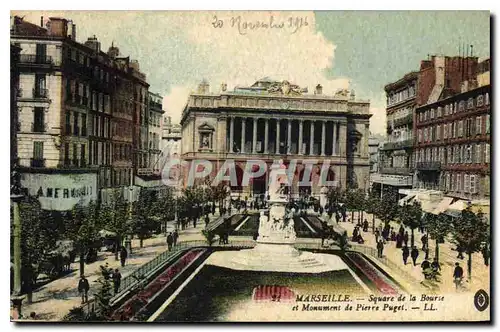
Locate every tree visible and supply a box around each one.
[452,207,489,280]
[209,183,229,214]
[133,189,160,248]
[67,201,102,276]
[100,190,130,260]
[375,190,399,227]
[399,201,422,248]
[94,265,114,320]
[15,195,58,302]
[425,213,450,263]
[364,193,379,234]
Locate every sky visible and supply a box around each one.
[12,10,490,134]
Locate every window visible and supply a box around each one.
[419,112,423,123]
[418,129,423,143]
[430,109,435,119]
[477,95,484,107]
[36,43,47,61]
[485,143,490,163]
[82,114,87,136]
[446,173,451,191]
[99,93,104,111]
[458,120,463,137]
[486,114,490,134]
[443,124,448,139]
[437,107,442,117]
[485,93,490,105]
[424,128,428,142]
[466,145,472,163]
[475,144,482,164]
[33,141,44,160]
[467,98,474,109]
[34,74,46,97]
[464,174,470,193]
[73,112,79,136]
[447,146,452,164]
[80,144,86,166]
[424,111,428,121]
[73,143,78,165]
[65,112,71,135]
[64,143,70,165]
[476,116,482,135]
[459,101,465,112]
[436,125,441,140]
[460,145,464,164]
[33,107,45,132]
[470,175,477,194]
[444,105,449,116]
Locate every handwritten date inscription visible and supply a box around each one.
[212,15,309,35]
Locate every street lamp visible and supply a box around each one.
[10,167,25,318]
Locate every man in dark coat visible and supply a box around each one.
[411,247,419,266]
[119,247,128,267]
[363,219,369,232]
[453,262,464,288]
[403,231,409,247]
[377,240,384,258]
[78,275,90,304]
[205,214,210,227]
[402,246,410,265]
[421,233,428,251]
[112,268,122,295]
[172,229,179,246]
[167,233,174,251]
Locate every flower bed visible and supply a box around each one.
[345,252,401,295]
[111,248,206,321]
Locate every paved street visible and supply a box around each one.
[332,212,490,294]
[21,217,210,321]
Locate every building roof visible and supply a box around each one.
[384,71,419,92]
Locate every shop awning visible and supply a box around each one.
[445,199,469,217]
[398,194,416,206]
[432,197,454,215]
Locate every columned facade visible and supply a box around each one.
[180,79,372,197]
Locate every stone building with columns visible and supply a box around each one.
[179,78,372,198]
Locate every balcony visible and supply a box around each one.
[19,54,53,65]
[381,138,413,150]
[33,88,49,99]
[416,161,441,171]
[371,173,413,186]
[150,101,163,111]
[392,114,413,127]
[380,167,411,175]
[30,158,46,168]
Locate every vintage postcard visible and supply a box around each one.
[9,10,490,322]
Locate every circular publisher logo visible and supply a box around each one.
[474,289,489,312]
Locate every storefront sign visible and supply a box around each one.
[21,172,98,211]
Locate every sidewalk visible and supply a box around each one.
[20,215,213,321]
[336,213,490,294]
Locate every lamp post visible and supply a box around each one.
[10,166,25,318]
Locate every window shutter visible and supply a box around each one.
[464,174,469,193]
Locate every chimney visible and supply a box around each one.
[107,42,120,59]
[221,82,227,92]
[40,16,43,27]
[47,17,68,37]
[314,84,323,95]
[84,35,101,53]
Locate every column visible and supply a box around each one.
[321,120,326,156]
[309,120,315,155]
[264,119,269,153]
[229,117,234,152]
[252,118,258,153]
[298,119,303,155]
[241,118,246,153]
[287,119,292,154]
[332,121,337,156]
[276,119,281,154]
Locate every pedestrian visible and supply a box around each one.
[119,247,128,267]
[173,229,179,247]
[112,268,122,295]
[167,232,174,251]
[205,214,210,227]
[403,231,409,247]
[482,244,490,266]
[453,262,464,289]
[374,229,380,243]
[224,231,229,244]
[352,227,359,242]
[456,245,465,259]
[420,258,430,271]
[78,275,90,304]
[390,229,396,242]
[431,257,441,273]
[402,246,410,265]
[424,247,429,260]
[411,246,419,266]
[377,240,384,258]
[421,233,428,251]
[363,219,369,232]
[396,232,403,248]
